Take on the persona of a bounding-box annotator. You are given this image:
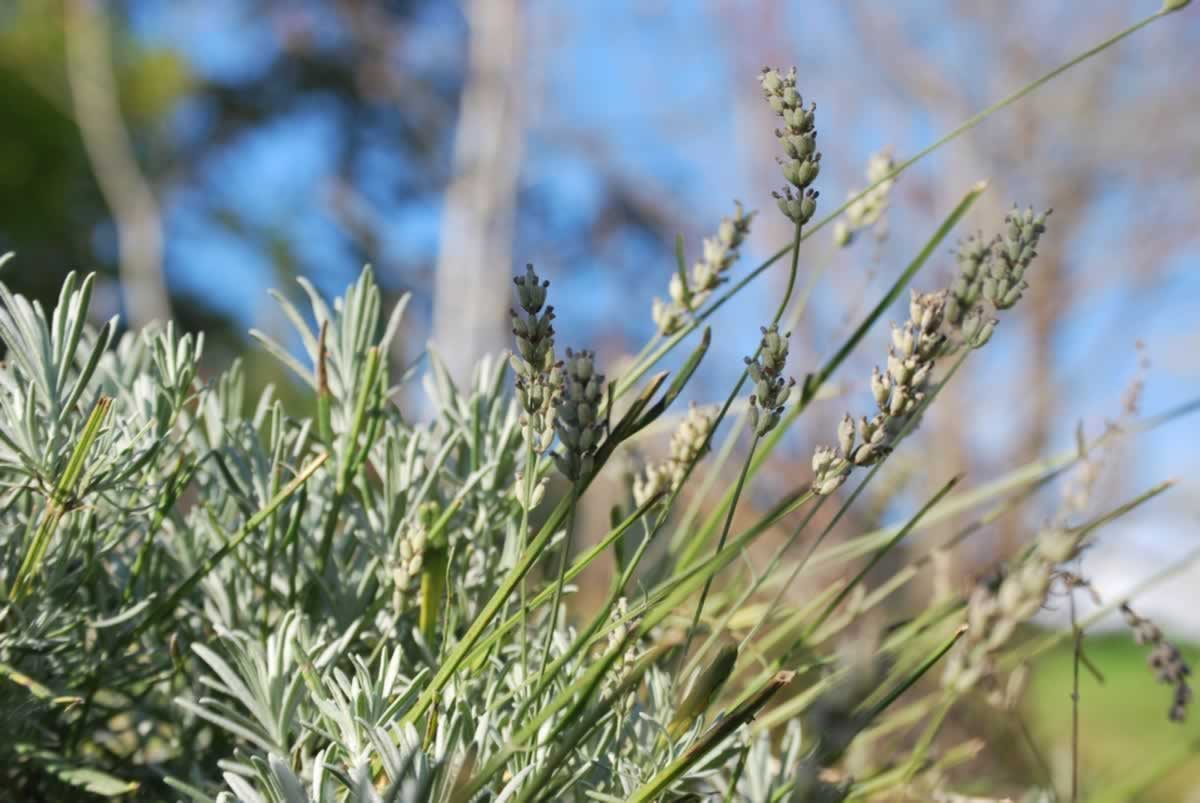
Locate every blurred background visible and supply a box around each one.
[0,0,1197,795]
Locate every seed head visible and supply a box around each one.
[1121,603,1192,722]
[760,67,822,224]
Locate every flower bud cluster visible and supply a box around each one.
[1121,603,1192,722]
[745,325,796,437]
[553,348,605,480]
[390,522,427,610]
[760,67,821,225]
[603,597,641,695]
[633,403,715,507]
[987,206,1050,310]
[945,207,1051,350]
[833,148,896,248]
[942,529,1079,695]
[653,203,755,336]
[513,470,547,511]
[510,264,561,452]
[811,290,947,496]
[943,233,990,329]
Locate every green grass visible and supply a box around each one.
[1025,631,1200,802]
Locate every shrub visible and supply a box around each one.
[0,5,1194,801]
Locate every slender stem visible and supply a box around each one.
[723,745,750,803]
[11,395,112,600]
[681,435,760,665]
[1070,588,1081,803]
[689,491,819,675]
[774,222,804,325]
[628,331,661,375]
[1014,711,1056,798]
[516,443,536,682]
[673,407,749,553]
[536,478,580,690]
[671,218,807,570]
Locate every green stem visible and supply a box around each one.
[680,435,760,664]
[535,478,581,691]
[687,490,821,675]
[516,441,536,683]
[628,670,794,803]
[802,476,960,642]
[674,183,983,571]
[419,546,448,646]
[774,221,804,325]
[10,395,112,600]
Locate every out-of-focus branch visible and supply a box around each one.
[64,0,170,330]
[432,0,524,386]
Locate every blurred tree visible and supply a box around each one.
[0,0,687,400]
[432,0,524,386]
[0,0,185,315]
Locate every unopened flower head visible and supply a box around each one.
[511,263,555,373]
[553,348,605,480]
[1121,603,1192,722]
[510,264,561,452]
[693,204,753,298]
[811,444,850,496]
[943,527,1079,698]
[391,522,427,611]
[833,147,896,248]
[944,232,990,326]
[653,203,755,335]
[983,206,1051,310]
[669,403,714,470]
[761,67,821,225]
[633,403,715,506]
[811,290,947,494]
[745,325,795,437]
[943,207,1050,351]
[652,297,687,337]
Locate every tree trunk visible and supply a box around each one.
[432,0,524,386]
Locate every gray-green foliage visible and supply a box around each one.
[1,7,1197,799]
[0,235,1183,803]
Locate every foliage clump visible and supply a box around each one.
[0,17,1195,800]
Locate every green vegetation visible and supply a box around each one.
[0,4,1196,801]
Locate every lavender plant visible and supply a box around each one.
[0,5,1196,802]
